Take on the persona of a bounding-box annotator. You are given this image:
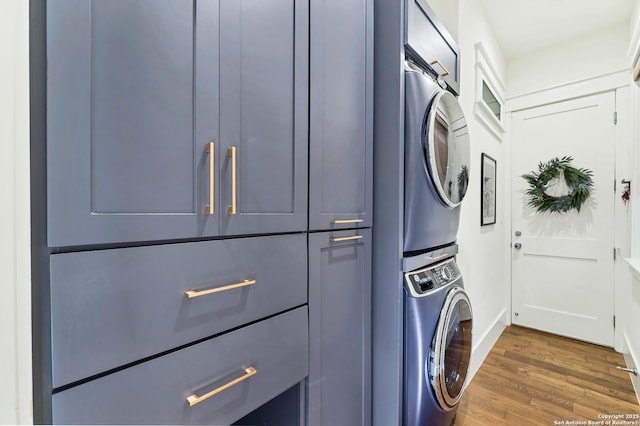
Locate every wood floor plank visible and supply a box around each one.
[454,325,640,425]
[544,356,636,388]
[516,366,586,400]
[479,362,575,412]
[456,384,508,420]
[486,352,568,384]
[567,374,638,404]
[452,397,508,426]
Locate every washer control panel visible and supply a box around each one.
[405,258,461,296]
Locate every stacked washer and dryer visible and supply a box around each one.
[402,62,473,425]
[373,1,473,425]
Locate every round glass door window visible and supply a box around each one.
[422,91,470,207]
[430,286,473,411]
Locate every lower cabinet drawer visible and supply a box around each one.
[52,307,309,425]
[50,233,307,388]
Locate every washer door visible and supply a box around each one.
[430,286,472,411]
[423,91,470,207]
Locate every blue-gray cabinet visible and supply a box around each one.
[406,0,460,94]
[37,0,375,423]
[49,234,307,388]
[308,230,372,426]
[308,0,373,231]
[47,0,308,247]
[41,1,311,424]
[52,307,309,425]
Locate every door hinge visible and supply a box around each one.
[614,315,616,329]
[614,247,617,261]
[614,179,617,192]
[614,111,618,125]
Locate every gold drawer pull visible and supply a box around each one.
[331,219,364,224]
[228,146,237,215]
[330,235,363,243]
[186,366,257,407]
[430,59,450,77]
[205,142,215,215]
[185,279,256,299]
[432,253,449,261]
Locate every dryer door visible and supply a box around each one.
[423,91,470,207]
[430,286,472,411]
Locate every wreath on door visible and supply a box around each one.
[521,156,593,213]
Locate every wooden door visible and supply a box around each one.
[511,92,616,346]
[47,0,220,246]
[218,0,308,236]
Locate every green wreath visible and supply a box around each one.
[521,156,593,213]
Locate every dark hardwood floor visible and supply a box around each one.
[453,325,640,425]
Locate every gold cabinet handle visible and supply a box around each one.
[331,219,364,224]
[330,235,363,242]
[186,366,257,407]
[205,142,215,215]
[430,59,450,77]
[185,279,256,299]
[227,146,237,215]
[431,253,449,261]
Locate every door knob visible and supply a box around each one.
[514,243,522,250]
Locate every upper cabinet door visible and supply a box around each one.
[218,0,309,236]
[405,0,460,94]
[308,0,373,231]
[47,0,220,247]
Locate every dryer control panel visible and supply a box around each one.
[405,258,462,297]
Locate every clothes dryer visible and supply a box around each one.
[404,65,470,254]
[403,256,472,426]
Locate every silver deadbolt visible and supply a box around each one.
[515,230,522,237]
[514,242,522,250]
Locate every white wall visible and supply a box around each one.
[457,0,509,379]
[624,0,640,402]
[507,24,629,98]
[0,1,33,424]
[630,0,640,260]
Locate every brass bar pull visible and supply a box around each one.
[228,146,237,215]
[205,142,215,215]
[432,253,449,261]
[185,279,256,299]
[330,235,363,243]
[430,59,450,77]
[331,219,364,224]
[186,366,257,407]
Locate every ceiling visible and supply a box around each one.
[478,0,636,59]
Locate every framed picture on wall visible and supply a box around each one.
[481,153,497,226]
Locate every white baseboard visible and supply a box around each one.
[467,308,507,382]
[623,332,640,405]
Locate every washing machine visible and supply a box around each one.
[404,63,471,254]
[403,255,472,426]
